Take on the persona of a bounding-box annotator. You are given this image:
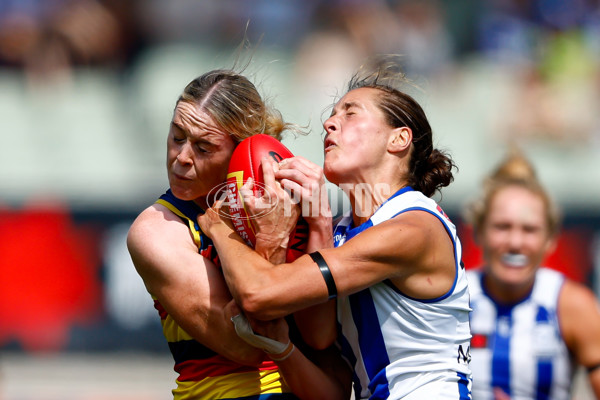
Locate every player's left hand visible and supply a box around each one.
[275,156,332,227]
[197,199,234,239]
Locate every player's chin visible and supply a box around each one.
[322,165,342,187]
[170,184,202,202]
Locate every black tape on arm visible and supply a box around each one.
[309,251,337,300]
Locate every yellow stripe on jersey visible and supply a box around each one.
[161,313,194,342]
[156,198,202,247]
[172,368,290,400]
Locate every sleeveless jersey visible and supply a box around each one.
[467,267,574,400]
[152,189,296,400]
[333,187,472,400]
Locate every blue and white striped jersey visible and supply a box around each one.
[467,267,575,400]
[334,187,472,399]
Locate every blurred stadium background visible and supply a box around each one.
[1,0,599,398]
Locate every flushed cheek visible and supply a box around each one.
[483,243,510,266]
[482,234,505,253]
[202,162,228,184]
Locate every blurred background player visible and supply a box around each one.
[464,148,600,399]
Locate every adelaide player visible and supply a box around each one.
[199,57,473,399]
[127,69,304,399]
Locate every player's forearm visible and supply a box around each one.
[209,223,280,312]
[152,286,265,366]
[254,231,289,264]
[273,349,348,400]
[589,366,600,399]
[293,301,337,350]
[204,301,268,366]
[306,215,333,253]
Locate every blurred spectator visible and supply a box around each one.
[0,0,64,68]
[496,64,597,143]
[390,0,454,77]
[292,1,363,101]
[477,0,600,144]
[476,0,600,66]
[476,0,538,67]
[134,0,319,49]
[292,0,455,116]
[225,0,319,48]
[532,0,590,31]
[0,0,141,86]
[133,0,223,45]
[319,0,454,77]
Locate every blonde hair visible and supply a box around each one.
[464,147,561,237]
[177,69,292,143]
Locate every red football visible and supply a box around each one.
[226,134,308,262]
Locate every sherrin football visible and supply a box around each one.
[226,134,308,262]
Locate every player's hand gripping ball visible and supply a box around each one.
[226,134,308,262]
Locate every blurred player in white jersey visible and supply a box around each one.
[464,148,600,399]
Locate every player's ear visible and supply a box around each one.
[543,233,558,255]
[388,126,412,154]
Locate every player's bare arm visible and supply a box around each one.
[198,204,455,320]
[558,280,600,397]
[127,203,265,366]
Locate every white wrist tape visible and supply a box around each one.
[231,314,289,354]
